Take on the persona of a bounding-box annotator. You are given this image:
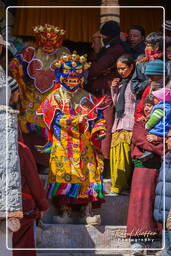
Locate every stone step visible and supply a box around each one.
[37,252,132,256]
[37,252,158,256]
[40,175,129,225]
[93,195,129,226]
[37,249,161,256]
[42,194,129,226]
[36,224,131,250]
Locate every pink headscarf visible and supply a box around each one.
[152,88,171,102]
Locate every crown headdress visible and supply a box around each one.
[33,24,65,36]
[52,51,91,70]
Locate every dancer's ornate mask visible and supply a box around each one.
[33,24,65,54]
[53,52,91,92]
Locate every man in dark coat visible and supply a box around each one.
[154,127,171,256]
[127,25,145,60]
[87,21,126,173]
[120,25,146,61]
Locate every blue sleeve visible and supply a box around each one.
[52,112,64,139]
[89,110,104,129]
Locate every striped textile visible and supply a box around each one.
[146,109,164,130]
[8,76,19,92]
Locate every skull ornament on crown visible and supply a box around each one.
[52,52,91,92]
[33,24,66,54]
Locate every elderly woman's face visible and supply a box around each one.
[144,103,153,118]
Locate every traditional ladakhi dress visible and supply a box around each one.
[127,120,163,237]
[36,85,106,205]
[9,46,70,166]
[110,80,136,194]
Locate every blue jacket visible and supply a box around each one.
[149,101,171,137]
[154,152,171,223]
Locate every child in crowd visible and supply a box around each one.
[139,88,171,162]
[110,54,136,195]
[134,59,164,122]
[131,32,163,102]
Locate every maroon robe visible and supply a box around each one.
[127,120,163,237]
[22,132,49,167]
[13,141,48,256]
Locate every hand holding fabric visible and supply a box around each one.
[111,78,120,88]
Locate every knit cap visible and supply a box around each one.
[8,76,19,93]
[100,20,120,37]
[152,87,171,102]
[144,59,164,76]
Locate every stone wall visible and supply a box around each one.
[0,105,22,215]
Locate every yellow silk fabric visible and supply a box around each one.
[49,124,101,187]
[110,130,133,194]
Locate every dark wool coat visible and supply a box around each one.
[130,60,149,102]
[131,41,146,61]
[154,152,171,224]
[87,38,125,158]
[122,41,146,61]
[87,38,125,96]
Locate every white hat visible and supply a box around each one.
[0,34,10,46]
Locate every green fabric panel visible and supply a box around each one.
[51,183,61,197]
[146,109,164,130]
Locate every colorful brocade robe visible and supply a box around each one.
[37,86,107,199]
[9,46,70,133]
